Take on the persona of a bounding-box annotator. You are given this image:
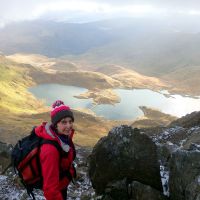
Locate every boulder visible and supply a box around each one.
[89,125,162,194]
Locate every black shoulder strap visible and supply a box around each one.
[32,125,62,153]
[40,139,63,153]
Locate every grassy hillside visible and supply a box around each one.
[161,65,200,96]
[7,53,78,72]
[97,65,168,90]
[132,106,177,128]
[66,32,200,75]
[0,56,44,113]
[8,54,169,93]
[30,70,121,90]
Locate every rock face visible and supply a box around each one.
[169,111,200,128]
[129,181,168,200]
[0,141,12,174]
[169,149,200,200]
[102,179,167,200]
[89,125,163,195]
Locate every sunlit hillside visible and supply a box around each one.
[161,65,200,96]
[0,55,44,113]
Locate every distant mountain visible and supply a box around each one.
[1,18,200,77]
[66,29,200,76]
[0,20,113,57]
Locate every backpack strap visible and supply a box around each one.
[40,139,63,153]
[27,187,36,200]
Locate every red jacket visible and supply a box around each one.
[35,122,76,200]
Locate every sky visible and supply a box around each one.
[1,0,200,27]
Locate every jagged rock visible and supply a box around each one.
[0,141,12,174]
[148,124,200,151]
[182,127,200,149]
[89,125,162,194]
[156,143,179,197]
[129,181,168,200]
[103,179,129,200]
[185,176,200,200]
[156,143,179,165]
[102,179,168,200]
[169,111,200,128]
[169,149,200,200]
[188,143,200,151]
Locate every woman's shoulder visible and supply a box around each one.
[40,143,60,157]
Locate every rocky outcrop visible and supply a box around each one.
[102,179,167,200]
[89,114,200,200]
[169,149,200,200]
[89,125,163,195]
[169,111,200,128]
[0,141,12,174]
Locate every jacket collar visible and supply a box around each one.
[45,123,70,153]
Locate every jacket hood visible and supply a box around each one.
[35,122,71,153]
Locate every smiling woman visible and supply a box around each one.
[34,100,76,200]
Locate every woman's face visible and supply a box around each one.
[56,117,73,135]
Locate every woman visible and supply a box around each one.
[34,100,76,200]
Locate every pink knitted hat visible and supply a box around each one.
[51,100,74,125]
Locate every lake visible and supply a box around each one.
[29,84,200,120]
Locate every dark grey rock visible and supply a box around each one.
[103,179,129,200]
[130,181,168,200]
[185,176,200,200]
[169,149,200,200]
[0,141,12,174]
[102,179,168,200]
[89,125,162,194]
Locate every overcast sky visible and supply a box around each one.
[1,0,200,27]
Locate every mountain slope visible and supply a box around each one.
[0,20,113,57]
[161,65,200,96]
[0,55,44,113]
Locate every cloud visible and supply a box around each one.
[1,0,200,26]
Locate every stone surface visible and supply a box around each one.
[102,179,168,200]
[169,149,200,200]
[0,141,12,174]
[89,125,162,194]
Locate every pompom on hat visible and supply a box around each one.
[51,100,74,125]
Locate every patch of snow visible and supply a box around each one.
[166,141,174,146]
[160,165,169,197]
[0,175,7,181]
